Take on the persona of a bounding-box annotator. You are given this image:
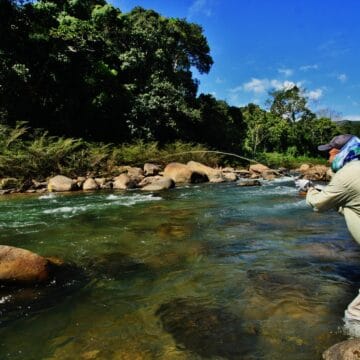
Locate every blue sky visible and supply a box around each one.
[111,0,360,120]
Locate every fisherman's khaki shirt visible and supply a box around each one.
[306,160,360,244]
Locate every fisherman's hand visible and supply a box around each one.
[294,179,313,192]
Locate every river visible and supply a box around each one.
[0,178,358,359]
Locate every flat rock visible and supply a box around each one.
[141,176,175,191]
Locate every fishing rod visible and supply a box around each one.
[158,150,261,164]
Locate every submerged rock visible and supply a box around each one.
[237,179,262,186]
[323,338,360,360]
[156,297,257,359]
[0,259,87,327]
[247,269,317,298]
[84,252,152,280]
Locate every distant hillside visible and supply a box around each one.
[336,120,360,137]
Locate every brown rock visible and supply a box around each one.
[82,178,99,191]
[48,175,75,192]
[187,161,224,182]
[141,176,175,191]
[113,174,137,190]
[94,178,106,186]
[299,163,311,172]
[127,167,144,178]
[323,338,360,360]
[249,163,270,174]
[163,162,195,183]
[222,166,236,172]
[223,172,238,182]
[0,245,49,283]
[144,163,161,176]
[303,165,329,181]
[262,170,280,180]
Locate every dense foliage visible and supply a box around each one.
[0,122,220,179]
[0,0,353,167]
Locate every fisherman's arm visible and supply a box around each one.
[306,177,349,212]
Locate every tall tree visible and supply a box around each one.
[268,85,314,123]
[241,103,289,155]
[0,1,213,143]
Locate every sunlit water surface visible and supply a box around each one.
[0,178,359,359]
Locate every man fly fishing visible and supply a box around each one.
[295,134,360,333]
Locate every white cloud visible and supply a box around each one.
[188,0,212,18]
[272,80,297,91]
[229,85,243,93]
[215,77,225,84]
[242,78,269,93]
[306,88,323,101]
[337,73,347,83]
[300,64,319,71]
[240,78,298,94]
[343,115,360,121]
[278,68,293,76]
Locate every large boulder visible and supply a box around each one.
[249,163,270,174]
[82,178,99,191]
[48,175,75,192]
[141,176,175,191]
[298,163,311,172]
[0,245,50,283]
[261,169,280,180]
[323,338,360,360]
[187,161,224,183]
[302,165,330,181]
[163,162,196,183]
[113,174,137,190]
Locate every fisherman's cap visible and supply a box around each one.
[318,134,353,151]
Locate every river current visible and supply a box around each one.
[0,178,359,359]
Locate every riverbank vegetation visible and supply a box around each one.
[0,0,356,179]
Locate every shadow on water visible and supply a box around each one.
[0,262,88,328]
[83,251,156,281]
[156,297,260,359]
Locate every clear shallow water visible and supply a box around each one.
[0,178,359,359]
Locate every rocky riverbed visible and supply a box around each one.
[0,161,330,195]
